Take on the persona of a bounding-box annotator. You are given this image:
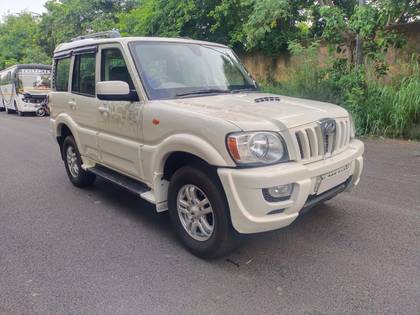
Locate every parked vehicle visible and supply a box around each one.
[0,64,51,116]
[50,31,364,258]
[35,98,50,117]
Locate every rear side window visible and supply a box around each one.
[72,53,96,96]
[55,58,70,92]
[101,48,134,89]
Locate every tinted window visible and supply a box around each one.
[55,58,70,91]
[101,48,134,89]
[72,53,96,96]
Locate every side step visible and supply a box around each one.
[88,165,151,197]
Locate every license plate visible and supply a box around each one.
[315,164,351,195]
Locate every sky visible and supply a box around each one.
[0,0,46,19]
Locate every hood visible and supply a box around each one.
[158,92,349,131]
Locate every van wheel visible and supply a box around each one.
[6,107,12,114]
[17,110,24,116]
[63,136,96,188]
[168,166,240,259]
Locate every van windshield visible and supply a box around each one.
[130,42,257,100]
[17,68,51,92]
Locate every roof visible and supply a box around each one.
[54,36,229,55]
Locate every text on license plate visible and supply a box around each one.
[315,164,351,195]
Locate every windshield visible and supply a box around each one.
[17,68,51,92]
[130,42,256,100]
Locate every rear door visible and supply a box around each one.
[96,44,144,179]
[69,47,102,161]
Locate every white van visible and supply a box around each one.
[0,64,51,116]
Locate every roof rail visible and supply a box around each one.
[71,30,121,42]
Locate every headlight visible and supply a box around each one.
[227,132,288,165]
[349,115,356,139]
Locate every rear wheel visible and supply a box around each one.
[63,136,96,188]
[168,166,240,259]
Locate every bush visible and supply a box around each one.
[262,45,420,140]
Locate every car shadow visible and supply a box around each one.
[83,177,175,241]
[79,176,345,266]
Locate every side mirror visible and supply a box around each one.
[96,81,139,101]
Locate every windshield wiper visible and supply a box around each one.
[176,89,231,97]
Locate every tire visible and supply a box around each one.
[36,108,46,117]
[17,110,24,117]
[62,136,96,188]
[5,106,12,114]
[168,166,241,259]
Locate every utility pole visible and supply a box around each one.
[355,0,366,67]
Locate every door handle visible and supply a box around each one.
[98,106,110,114]
[68,100,77,111]
[98,106,110,118]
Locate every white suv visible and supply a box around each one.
[50,32,364,258]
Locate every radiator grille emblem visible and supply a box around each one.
[318,118,337,158]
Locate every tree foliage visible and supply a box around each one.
[0,13,50,68]
[320,0,418,67]
[0,0,418,69]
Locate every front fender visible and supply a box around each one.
[142,133,235,183]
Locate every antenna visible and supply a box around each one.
[71,30,121,42]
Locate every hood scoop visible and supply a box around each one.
[254,96,281,103]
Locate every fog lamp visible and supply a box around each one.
[263,184,294,202]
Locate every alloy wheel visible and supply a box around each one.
[177,184,215,241]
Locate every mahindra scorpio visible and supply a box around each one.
[50,31,364,258]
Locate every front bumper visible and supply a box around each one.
[18,94,47,112]
[218,139,364,234]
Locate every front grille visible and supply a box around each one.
[293,117,351,163]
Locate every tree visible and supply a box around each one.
[319,0,418,68]
[39,0,136,56]
[244,0,314,54]
[0,13,50,68]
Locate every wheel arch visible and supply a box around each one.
[146,135,233,208]
[56,122,75,160]
[163,151,216,181]
[149,134,232,180]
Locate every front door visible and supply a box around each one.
[97,45,144,179]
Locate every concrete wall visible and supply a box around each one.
[241,22,420,82]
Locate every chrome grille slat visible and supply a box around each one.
[336,121,342,149]
[315,126,324,156]
[296,130,310,159]
[345,120,350,146]
[306,128,318,157]
[339,121,345,148]
[292,117,351,164]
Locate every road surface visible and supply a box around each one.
[0,113,419,314]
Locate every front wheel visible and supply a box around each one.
[63,136,96,188]
[36,107,46,117]
[168,166,240,259]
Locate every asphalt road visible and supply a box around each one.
[0,112,419,315]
